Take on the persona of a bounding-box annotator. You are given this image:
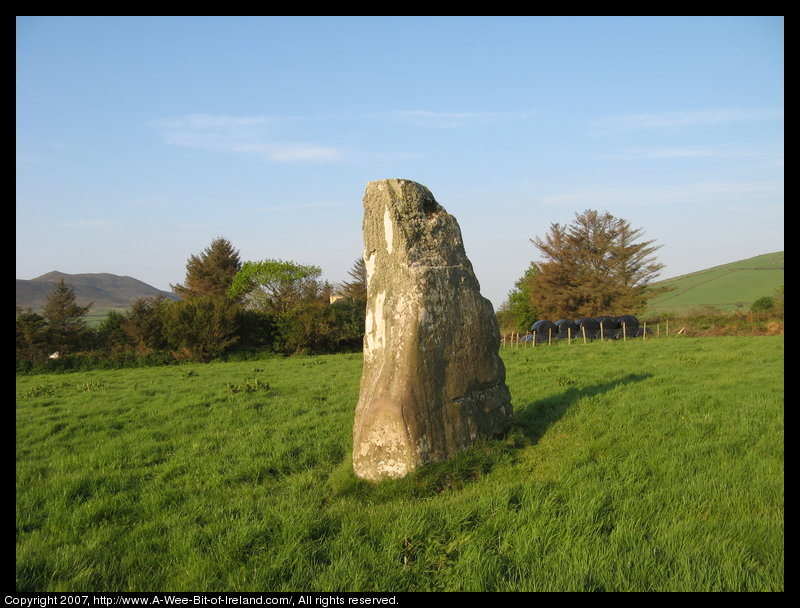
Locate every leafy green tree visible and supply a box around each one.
[228,259,323,314]
[227,258,366,354]
[496,265,541,333]
[172,237,242,300]
[529,210,664,318]
[164,296,239,362]
[41,279,92,354]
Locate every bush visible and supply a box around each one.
[750,296,775,313]
[164,297,240,362]
[235,309,277,350]
[15,351,179,375]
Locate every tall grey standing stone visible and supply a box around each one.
[352,179,513,482]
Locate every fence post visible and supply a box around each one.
[568,326,572,345]
[582,326,587,344]
[600,323,604,340]
[643,321,647,340]
[548,328,552,345]
[623,322,627,341]
[533,331,536,348]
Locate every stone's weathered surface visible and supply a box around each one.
[353,179,513,482]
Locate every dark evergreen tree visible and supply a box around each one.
[172,237,242,300]
[16,306,49,362]
[95,310,131,353]
[123,295,170,354]
[339,257,367,303]
[41,279,92,354]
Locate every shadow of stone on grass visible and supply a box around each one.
[330,374,652,501]
[514,373,652,445]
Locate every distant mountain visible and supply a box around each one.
[645,251,784,315]
[16,271,179,312]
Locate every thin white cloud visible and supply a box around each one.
[253,201,340,212]
[16,141,79,165]
[266,145,343,162]
[63,219,113,229]
[601,143,784,162]
[593,107,783,131]
[380,109,536,128]
[46,140,79,150]
[16,152,44,164]
[147,114,277,129]
[641,147,718,158]
[128,194,174,207]
[148,113,344,163]
[604,147,728,160]
[539,179,784,208]
[148,109,534,163]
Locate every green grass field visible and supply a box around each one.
[82,307,130,327]
[16,336,784,592]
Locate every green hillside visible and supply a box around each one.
[645,252,784,315]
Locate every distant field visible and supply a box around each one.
[19,307,129,328]
[83,308,129,327]
[16,337,784,591]
[646,251,783,315]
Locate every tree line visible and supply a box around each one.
[16,238,368,370]
[19,209,701,370]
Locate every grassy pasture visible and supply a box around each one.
[16,337,783,591]
[645,251,784,315]
[81,307,130,328]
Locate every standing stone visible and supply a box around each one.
[352,179,513,482]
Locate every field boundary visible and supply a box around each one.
[502,320,661,347]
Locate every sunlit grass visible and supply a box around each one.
[16,338,783,591]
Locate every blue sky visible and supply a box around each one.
[16,16,784,308]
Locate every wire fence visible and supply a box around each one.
[501,319,674,348]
